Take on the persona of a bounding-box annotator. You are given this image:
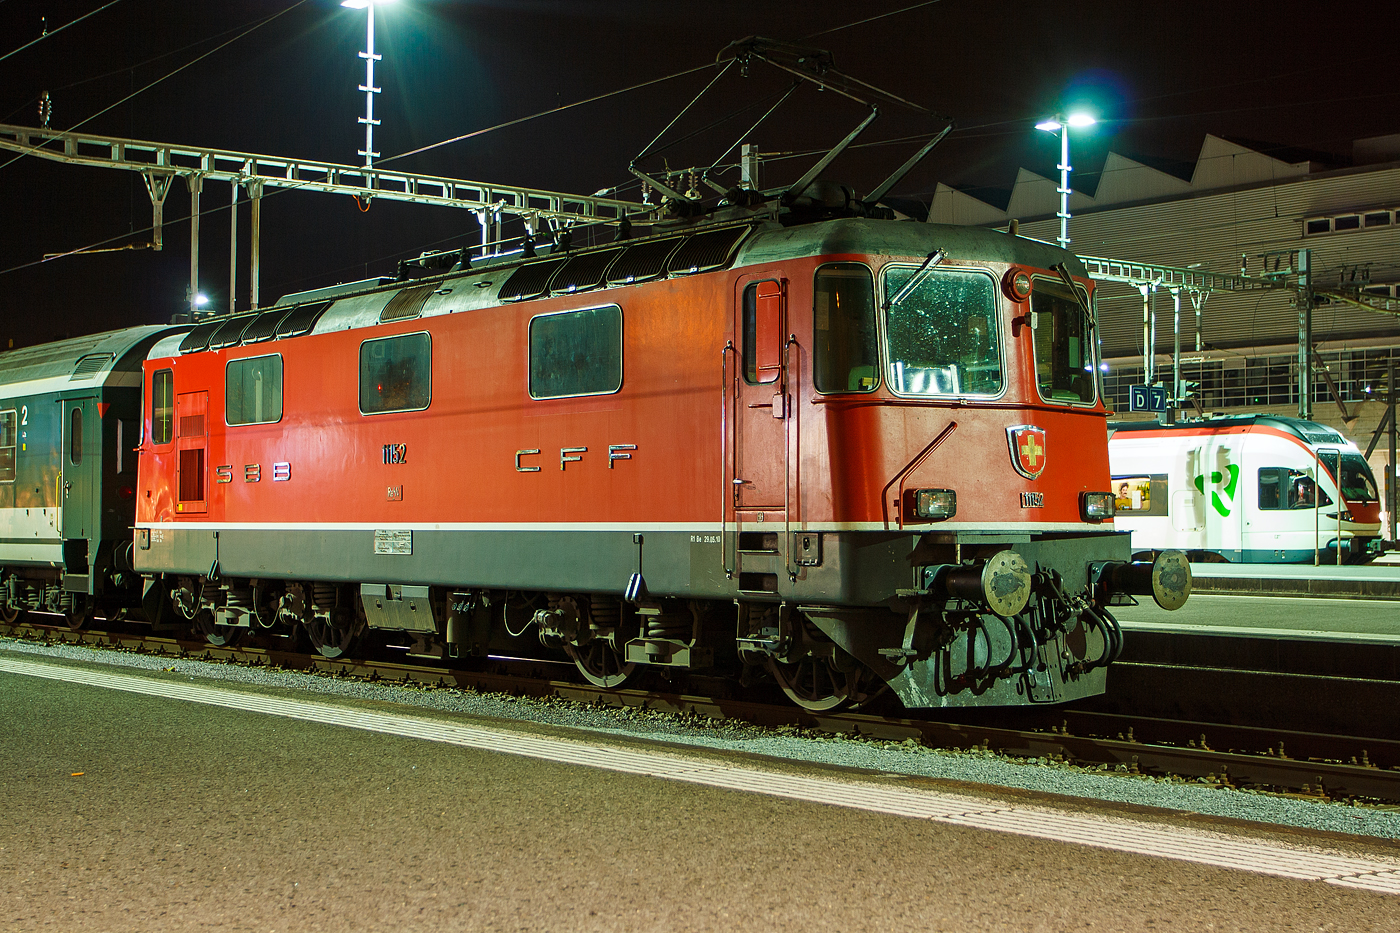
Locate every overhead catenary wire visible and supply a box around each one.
[0,0,126,65]
[0,0,313,175]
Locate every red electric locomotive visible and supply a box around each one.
[132,204,1189,711]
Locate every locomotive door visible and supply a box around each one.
[175,391,208,514]
[732,277,789,512]
[60,396,97,540]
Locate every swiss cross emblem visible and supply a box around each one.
[1007,425,1047,480]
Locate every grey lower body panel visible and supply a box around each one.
[133,526,932,604]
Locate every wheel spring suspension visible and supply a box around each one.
[312,582,337,613]
[589,596,620,632]
[644,607,690,640]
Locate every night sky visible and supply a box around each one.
[2,0,1396,349]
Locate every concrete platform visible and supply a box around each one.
[1118,593,1400,645]
[3,654,1400,930]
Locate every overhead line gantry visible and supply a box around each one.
[0,123,655,314]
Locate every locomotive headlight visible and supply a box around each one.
[1003,268,1033,302]
[913,488,957,520]
[1080,491,1115,522]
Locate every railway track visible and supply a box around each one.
[5,618,1399,806]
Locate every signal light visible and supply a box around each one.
[1080,491,1115,522]
[913,488,957,520]
[1003,269,1032,301]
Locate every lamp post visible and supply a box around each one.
[1034,112,1095,250]
[342,0,394,170]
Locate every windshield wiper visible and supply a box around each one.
[1051,262,1095,332]
[883,249,945,311]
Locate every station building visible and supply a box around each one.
[930,133,1400,502]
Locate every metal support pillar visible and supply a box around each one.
[1189,289,1207,352]
[1298,248,1313,420]
[249,179,263,310]
[187,174,203,318]
[1171,287,1182,415]
[1390,359,1397,546]
[1137,282,1157,384]
[143,172,172,251]
[1055,125,1071,249]
[228,180,240,315]
[355,3,382,170]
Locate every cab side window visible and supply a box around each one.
[814,263,877,393]
[1259,467,1331,509]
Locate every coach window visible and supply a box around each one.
[360,332,431,414]
[814,263,877,393]
[1030,278,1096,405]
[0,410,15,482]
[226,355,283,425]
[884,266,1001,397]
[529,305,622,399]
[151,369,174,444]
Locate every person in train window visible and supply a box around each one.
[1115,482,1132,510]
[1290,476,1316,509]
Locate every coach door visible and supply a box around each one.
[60,396,98,540]
[175,391,208,514]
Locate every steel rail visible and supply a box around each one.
[3,619,1398,804]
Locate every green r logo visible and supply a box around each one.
[1193,464,1240,517]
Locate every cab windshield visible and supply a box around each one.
[883,266,1002,397]
[1031,278,1096,404]
[1337,453,1379,502]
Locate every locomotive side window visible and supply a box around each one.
[360,333,432,414]
[0,410,15,482]
[528,305,623,399]
[814,263,877,393]
[151,369,174,444]
[884,267,1001,397]
[226,354,284,426]
[1030,278,1096,404]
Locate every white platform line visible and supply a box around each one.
[4,656,1399,895]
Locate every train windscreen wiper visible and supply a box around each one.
[883,249,945,312]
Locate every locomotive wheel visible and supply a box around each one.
[0,602,20,624]
[64,598,93,632]
[764,651,875,713]
[305,615,362,659]
[192,610,243,647]
[565,639,637,688]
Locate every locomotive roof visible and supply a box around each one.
[735,218,1088,274]
[150,215,1089,360]
[1108,415,1352,448]
[0,325,180,398]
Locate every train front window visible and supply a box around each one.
[813,263,878,393]
[1339,453,1379,502]
[884,266,1001,396]
[1031,278,1096,404]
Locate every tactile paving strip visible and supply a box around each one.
[5,656,1398,894]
